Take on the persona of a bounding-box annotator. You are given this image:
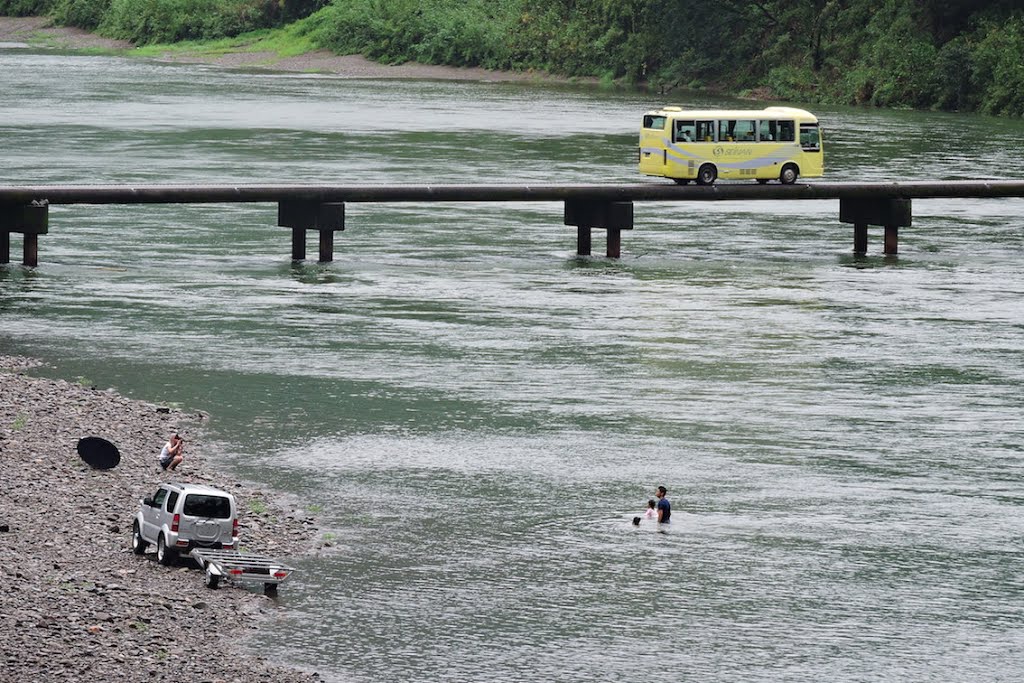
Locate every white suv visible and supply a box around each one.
[132,482,239,565]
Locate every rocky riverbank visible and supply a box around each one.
[0,355,322,682]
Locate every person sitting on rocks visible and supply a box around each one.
[158,434,184,471]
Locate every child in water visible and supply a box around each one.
[633,499,659,526]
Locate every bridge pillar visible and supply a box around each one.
[884,226,899,255]
[840,198,911,256]
[576,226,591,256]
[278,201,345,262]
[564,200,634,258]
[0,202,49,267]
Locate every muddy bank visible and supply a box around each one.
[0,355,322,682]
[0,15,579,83]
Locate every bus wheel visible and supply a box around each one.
[756,179,769,185]
[780,164,799,184]
[673,178,690,185]
[696,164,717,185]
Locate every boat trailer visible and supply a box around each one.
[190,548,295,596]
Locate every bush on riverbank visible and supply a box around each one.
[4,0,1024,116]
[0,0,50,16]
[303,0,511,69]
[99,0,274,43]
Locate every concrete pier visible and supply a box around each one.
[564,200,634,258]
[0,201,48,267]
[839,197,912,255]
[277,200,345,262]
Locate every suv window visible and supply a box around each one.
[152,488,167,507]
[165,491,179,512]
[183,494,231,519]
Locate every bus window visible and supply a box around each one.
[674,120,696,142]
[777,120,796,142]
[718,119,755,142]
[695,120,715,142]
[643,115,666,130]
[733,120,756,141]
[800,123,821,151]
[757,120,775,141]
[718,120,733,141]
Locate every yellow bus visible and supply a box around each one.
[638,106,823,185]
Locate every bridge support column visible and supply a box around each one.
[884,226,899,255]
[319,229,335,262]
[840,198,911,256]
[290,228,307,261]
[0,202,49,267]
[607,228,622,259]
[278,201,345,262]
[564,200,633,258]
[576,227,592,256]
[853,223,868,255]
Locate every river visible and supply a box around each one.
[2,46,1024,682]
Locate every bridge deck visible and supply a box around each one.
[1,180,1024,205]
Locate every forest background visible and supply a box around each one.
[2,0,1022,116]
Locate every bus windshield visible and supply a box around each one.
[800,123,821,151]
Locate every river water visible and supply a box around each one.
[2,47,1024,682]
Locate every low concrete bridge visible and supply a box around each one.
[2,181,1023,266]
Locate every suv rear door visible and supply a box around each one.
[179,493,233,545]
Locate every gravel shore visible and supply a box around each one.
[0,355,322,683]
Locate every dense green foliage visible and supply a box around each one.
[304,0,510,68]
[0,0,51,16]
[4,0,1024,115]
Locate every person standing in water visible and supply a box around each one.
[655,486,671,525]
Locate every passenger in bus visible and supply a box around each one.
[680,130,693,142]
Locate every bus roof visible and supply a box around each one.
[645,106,818,122]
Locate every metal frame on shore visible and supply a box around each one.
[2,181,1023,265]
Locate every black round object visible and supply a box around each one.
[76,436,120,470]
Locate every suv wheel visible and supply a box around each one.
[131,521,148,555]
[157,534,177,566]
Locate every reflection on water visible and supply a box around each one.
[2,48,1024,683]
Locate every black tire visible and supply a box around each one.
[756,178,769,185]
[696,164,717,186]
[672,178,690,185]
[157,534,177,566]
[780,164,799,184]
[131,521,148,555]
[264,583,279,598]
[205,569,220,589]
